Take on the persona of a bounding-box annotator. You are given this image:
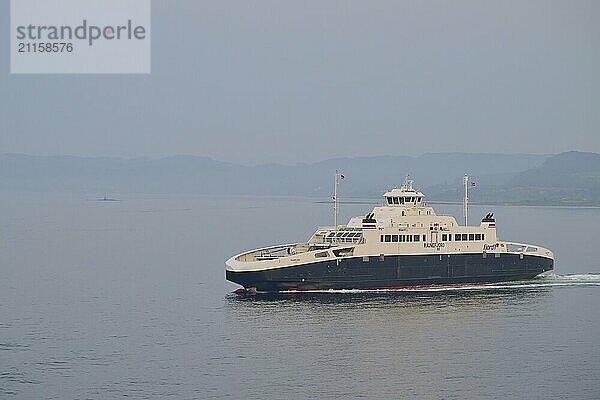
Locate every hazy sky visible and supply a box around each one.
[1,0,599,164]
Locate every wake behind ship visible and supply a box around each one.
[225,176,554,292]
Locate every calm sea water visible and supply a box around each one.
[1,193,599,399]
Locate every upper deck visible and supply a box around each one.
[382,178,425,207]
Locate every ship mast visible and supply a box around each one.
[463,174,469,226]
[333,170,345,234]
[334,170,339,232]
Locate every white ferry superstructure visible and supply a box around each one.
[225,176,554,292]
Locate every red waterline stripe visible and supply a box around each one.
[285,281,497,292]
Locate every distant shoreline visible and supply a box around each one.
[2,151,599,207]
[325,198,600,208]
[2,190,599,209]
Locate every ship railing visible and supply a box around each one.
[502,241,550,257]
[236,243,317,262]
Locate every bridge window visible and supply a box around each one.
[334,248,354,257]
[315,251,328,258]
[407,235,413,242]
[385,235,392,242]
[380,235,384,242]
[482,234,485,240]
[475,233,482,240]
[455,234,461,241]
[392,235,398,242]
[393,197,399,204]
[442,234,447,241]
[462,234,468,241]
[399,197,405,204]
[469,234,475,241]
[413,235,420,242]
[422,235,426,241]
[387,197,393,205]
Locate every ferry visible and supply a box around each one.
[225,174,554,292]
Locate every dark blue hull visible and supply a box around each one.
[226,253,554,292]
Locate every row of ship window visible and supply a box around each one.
[325,231,363,238]
[443,233,485,241]
[324,231,363,243]
[380,233,486,243]
[386,196,422,205]
[380,234,423,243]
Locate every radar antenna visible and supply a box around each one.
[402,174,413,191]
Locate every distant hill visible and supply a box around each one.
[510,151,600,188]
[0,153,550,201]
[492,151,600,205]
[5,151,600,205]
[428,151,600,205]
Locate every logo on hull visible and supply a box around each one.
[483,244,499,251]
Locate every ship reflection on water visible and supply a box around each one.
[228,273,600,304]
[227,284,554,307]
